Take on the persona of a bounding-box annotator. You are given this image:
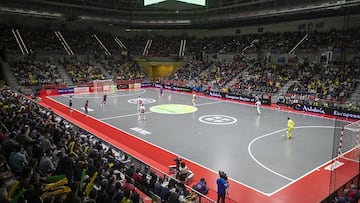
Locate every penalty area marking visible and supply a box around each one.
[248,125,340,183]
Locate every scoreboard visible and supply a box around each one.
[144,0,206,7]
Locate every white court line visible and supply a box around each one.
[196,100,225,106]
[248,125,342,196]
[248,128,294,182]
[61,89,146,99]
[100,112,153,121]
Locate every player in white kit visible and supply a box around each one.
[138,104,146,120]
[255,100,261,115]
[192,93,196,106]
[137,96,143,112]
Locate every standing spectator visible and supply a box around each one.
[216,171,229,203]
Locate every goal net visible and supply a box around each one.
[338,120,360,162]
[93,79,114,93]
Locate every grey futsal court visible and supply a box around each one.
[50,88,348,195]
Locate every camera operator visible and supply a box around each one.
[173,156,182,170]
[216,171,229,203]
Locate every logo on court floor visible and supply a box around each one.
[128,98,156,104]
[150,104,197,114]
[80,107,94,112]
[199,115,237,125]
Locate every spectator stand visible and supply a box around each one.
[0,86,214,203]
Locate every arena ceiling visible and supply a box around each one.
[1,0,360,28]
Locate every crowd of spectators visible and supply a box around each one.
[287,62,359,102]
[62,59,105,85]
[2,23,360,110]
[10,60,65,87]
[100,59,146,81]
[0,85,202,203]
[230,62,295,94]
[334,184,360,203]
[1,23,360,56]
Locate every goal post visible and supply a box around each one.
[93,79,115,93]
[337,120,360,162]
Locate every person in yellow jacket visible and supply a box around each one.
[287,117,294,139]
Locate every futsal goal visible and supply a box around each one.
[93,79,115,93]
[337,120,360,162]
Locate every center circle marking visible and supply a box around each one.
[150,104,197,114]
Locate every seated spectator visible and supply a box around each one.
[349,184,359,199]
[82,189,97,203]
[38,150,55,176]
[0,155,13,181]
[335,188,351,203]
[349,184,360,203]
[153,177,164,196]
[122,176,135,192]
[132,168,142,183]
[8,143,28,176]
[64,183,81,203]
[192,178,209,195]
[126,163,135,178]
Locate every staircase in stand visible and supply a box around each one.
[272,79,296,102]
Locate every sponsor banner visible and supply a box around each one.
[134,83,141,89]
[294,104,360,119]
[118,84,129,89]
[301,104,326,114]
[141,82,153,87]
[209,91,271,105]
[163,85,192,92]
[57,87,74,94]
[39,89,58,96]
[74,87,89,94]
[154,83,163,88]
[333,109,360,119]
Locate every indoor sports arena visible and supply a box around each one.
[0,0,360,203]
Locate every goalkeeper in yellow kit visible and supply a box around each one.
[287,117,294,139]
